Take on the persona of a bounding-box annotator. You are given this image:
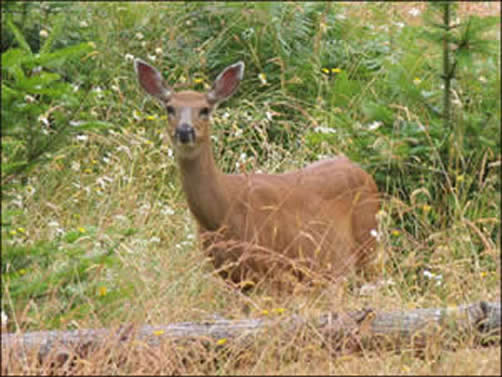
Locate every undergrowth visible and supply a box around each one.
[1,2,500,375]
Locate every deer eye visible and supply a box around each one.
[199,107,210,117]
[166,106,175,116]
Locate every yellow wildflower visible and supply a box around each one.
[480,271,488,278]
[391,229,400,237]
[193,78,204,84]
[17,227,26,233]
[145,115,157,121]
[19,269,27,276]
[413,77,422,85]
[422,204,431,213]
[98,286,107,296]
[321,67,330,74]
[78,227,86,233]
[216,338,227,345]
[84,168,92,174]
[456,175,464,182]
[258,73,267,85]
[9,230,17,236]
[272,308,286,315]
[153,329,165,336]
[331,68,341,73]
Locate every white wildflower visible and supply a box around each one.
[136,32,144,40]
[370,229,381,241]
[132,109,142,120]
[147,54,156,62]
[155,47,163,55]
[125,53,135,62]
[423,270,434,279]
[313,126,336,134]
[161,206,175,216]
[265,111,273,121]
[70,120,85,127]
[1,311,8,328]
[39,30,49,38]
[367,121,382,131]
[79,20,88,27]
[38,115,49,126]
[71,161,81,171]
[92,86,103,98]
[25,95,36,103]
[76,134,88,142]
[408,8,421,17]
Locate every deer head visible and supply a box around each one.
[135,59,245,159]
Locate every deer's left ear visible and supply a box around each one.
[206,61,245,105]
[134,58,172,102]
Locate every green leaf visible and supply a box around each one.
[1,48,29,69]
[69,121,114,131]
[6,16,32,54]
[33,43,94,68]
[1,84,20,102]
[2,161,29,175]
[362,102,394,125]
[40,14,66,55]
[17,72,61,91]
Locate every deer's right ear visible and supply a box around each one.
[134,59,172,102]
[206,61,245,105]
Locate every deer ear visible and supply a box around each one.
[134,58,172,102]
[206,61,244,105]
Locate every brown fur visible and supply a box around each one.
[135,59,380,288]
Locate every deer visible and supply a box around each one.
[134,58,380,290]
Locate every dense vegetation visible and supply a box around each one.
[1,2,500,374]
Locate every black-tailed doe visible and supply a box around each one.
[134,58,380,289]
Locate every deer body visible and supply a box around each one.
[135,59,380,286]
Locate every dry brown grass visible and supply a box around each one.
[2,1,500,374]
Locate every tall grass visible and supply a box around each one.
[1,2,500,374]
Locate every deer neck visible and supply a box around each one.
[177,142,230,231]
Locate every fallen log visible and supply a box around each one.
[2,301,500,369]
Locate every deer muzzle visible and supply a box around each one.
[175,123,195,144]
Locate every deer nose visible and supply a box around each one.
[175,123,195,144]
